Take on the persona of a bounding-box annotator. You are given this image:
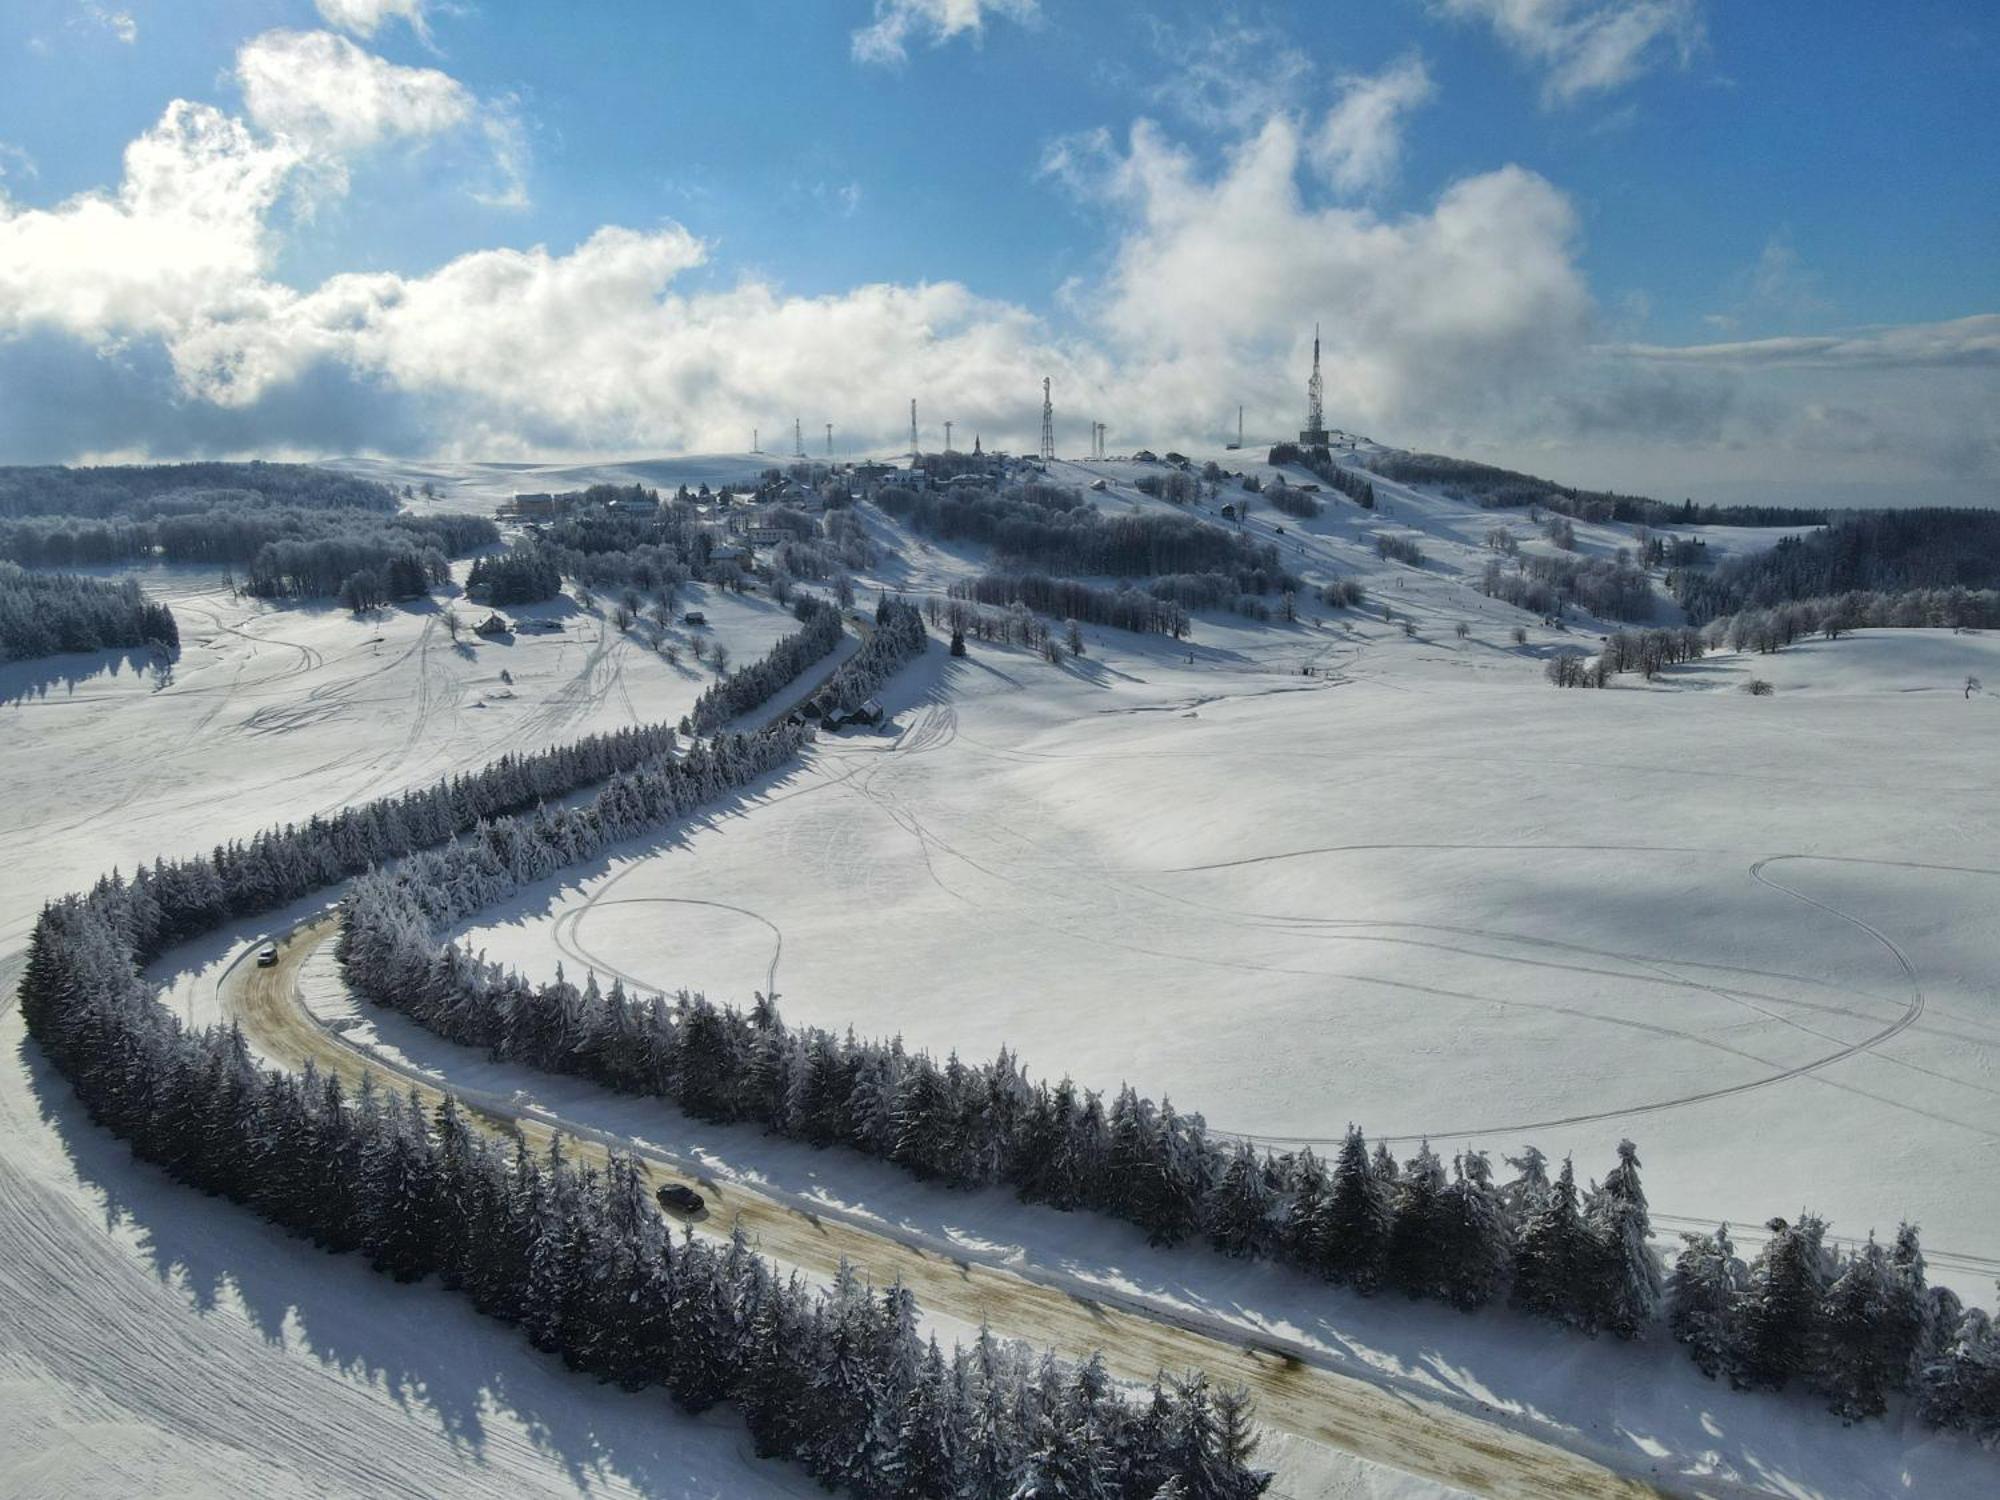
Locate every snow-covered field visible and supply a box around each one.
[5,452,1997,1498]
[452,617,2000,1294]
[0,569,799,957]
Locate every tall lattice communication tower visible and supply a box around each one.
[793,417,805,458]
[909,399,919,459]
[1300,322,1331,446]
[1039,377,1055,462]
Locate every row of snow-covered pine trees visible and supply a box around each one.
[688,595,845,732]
[344,843,2000,1431]
[332,608,1999,1442]
[22,597,1271,1499]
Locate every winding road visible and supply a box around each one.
[223,915,1693,1500]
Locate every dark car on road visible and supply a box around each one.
[656,1183,704,1215]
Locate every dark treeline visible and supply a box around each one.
[821,597,928,712]
[1702,588,2000,653]
[1266,445,1376,509]
[1675,510,2000,622]
[949,573,1193,638]
[874,480,1295,589]
[1364,452,1824,529]
[690,599,843,732]
[468,544,564,605]
[0,563,179,663]
[0,462,496,600]
[1546,627,1707,688]
[1146,572,1292,623]
[1480,553,1657,622]
[249,530,459,603]
[335,766,1999,1436]
[1375,535,1426,567]
[1,500,494,585]
[23,808,1265,1499]
[1264,485,1321,520]
[0,461,398,521]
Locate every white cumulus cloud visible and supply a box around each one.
[235,30,526,207]
[1431,0,1703,106]
[852,0,1037,67]
[1311,55,1436,194]
[314,0,434,43]
[0,101,299,346]
[237,31,474,156]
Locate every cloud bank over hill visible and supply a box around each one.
[0,19,1990,507]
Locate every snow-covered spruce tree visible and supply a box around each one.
[1435,1150,1511,1311]
[1510,1157,1606,1332]
[1811,1238,1898,1421]
[1729,1215,1830,1391]
[1499,1144,1551,1241]
[1586,1139,1662,1338]
[1387,1142,1450,1302]
[1209,1140,1278,1259]
[1322,1126,1392,1290]
[1667,1224,1745,1379]
[1920,1301,2000,1446]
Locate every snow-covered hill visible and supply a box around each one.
[6,452,1996,1499]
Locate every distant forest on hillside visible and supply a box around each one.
[876,479,1297,595]
[0,562,178,663]
[1364,452,1827,529]
[1674,510,2000,622]
[0,462,496,602]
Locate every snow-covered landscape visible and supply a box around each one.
[5,4,1998,1496]
[6,434,1999,1499]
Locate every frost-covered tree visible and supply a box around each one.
[1587,1139,1662,1337]
[1667,1224,1744,1379]
[1730,1216,1829,1391]
[1511,1157,1604,1331]
[1323,1127,1392,1290]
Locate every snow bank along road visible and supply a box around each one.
[226,917,1692,1500]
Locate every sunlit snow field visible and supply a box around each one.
[6,458,1999,1499]
[454,620,2000,1294]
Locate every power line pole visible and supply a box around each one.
[1040,377,1054,462]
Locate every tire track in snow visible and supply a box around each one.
[1208,849,1970,1148]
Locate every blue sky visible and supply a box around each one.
[0,1,1994,505]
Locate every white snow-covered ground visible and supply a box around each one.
[5,455,1997,1498]
[454,618,2000,1300]
[0,569,799,957]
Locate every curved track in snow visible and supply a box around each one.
[1199,847,1984,1147]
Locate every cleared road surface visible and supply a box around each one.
[224,916,1694,1500]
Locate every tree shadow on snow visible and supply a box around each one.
[13,1027,812,1499]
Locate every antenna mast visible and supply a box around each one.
[909,399,918,460]
[1303,322,1328,444]
[1039,377,1055,462]
[945,420,953,453]
[826,423,833,457]
[794,417,805,458]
